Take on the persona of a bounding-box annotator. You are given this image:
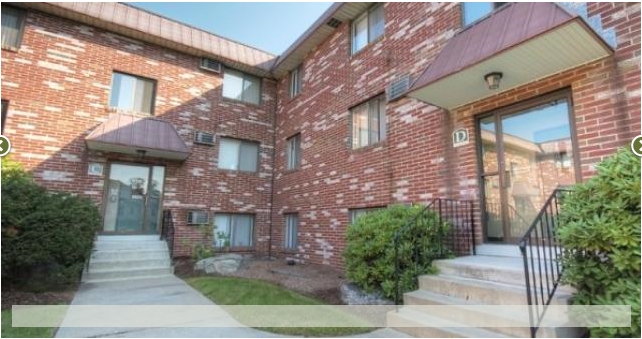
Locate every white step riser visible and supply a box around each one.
[94,242,168,251]
[420,275,530,305]
[90,250,170,261]
[403,293,534,337]
[84,267,174,282]
[88,259,172,271]
[434,261,526,285]
[387,309,509,338]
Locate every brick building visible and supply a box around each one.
[1,2,640,267]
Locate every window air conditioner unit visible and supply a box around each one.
[386,75,411,102]
[199,58,222,73]
[194,131,215,145]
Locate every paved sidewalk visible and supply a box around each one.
[54,275,409,338]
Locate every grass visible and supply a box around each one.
[1,309,55,338]
[186,276,374,336]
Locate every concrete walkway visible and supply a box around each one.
[54,275,408,338]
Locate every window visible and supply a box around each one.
[349,207,384,224]
[218,137,260,172]
[351,96,386,149]
[351,4,384,54]
[213,214,254,247]
[222,68,261,105]
[1,6,26,49]
[1,100,7,134]
[284,214,299,249]
[462,2,505,26]
[286,133,301,170]
[109,72,156,115]
[187,210,209,225]
[289,65,302,97]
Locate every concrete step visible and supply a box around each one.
[433,256,526,285]
[90,249,170,261]
[403,290,540,337]
[83,266,174,283]
[96,235,161,242]
[94,241,168,251]
[88,258,172,271]
[419,274,533,305]
[387,307,510,338]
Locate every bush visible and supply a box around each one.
[343,205,449,300]
[1,158,101,290]
[558,148,641,337]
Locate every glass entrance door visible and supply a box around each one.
[479,93,577,243]
[103,164,165,234]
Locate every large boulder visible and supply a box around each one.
[194,254,243,274]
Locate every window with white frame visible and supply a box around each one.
[218,137,260,172]
[213,214,254,247]
[222,68,261,105]
[351,96,386,149]
[284,213,298,249]
[351,4,384,54]
[289,65,302,97]
[109,72,156,115]
[1,6,26,50]
[349,207,384,224]
[462,2,506,26]
[286,133,301,170]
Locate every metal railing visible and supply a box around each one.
[518,189,571,338]
[161,209,175,259]
[394,198,475,305]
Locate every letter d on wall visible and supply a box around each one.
[452,128,469,148]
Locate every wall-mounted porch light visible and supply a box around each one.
[484,72,503,90]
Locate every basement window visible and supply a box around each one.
[213,214,254,248]
[349,207,384,224]
[284,213,299,249]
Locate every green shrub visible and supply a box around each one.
[344,205,449,300]
[1,158,101,290]
[558,148,641,337]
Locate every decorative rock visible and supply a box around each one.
[194,254,243,274]
[340,283,394,305]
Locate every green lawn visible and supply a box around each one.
[186,276,374,336]
[1,309,55,338]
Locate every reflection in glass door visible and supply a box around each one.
[103,164,165,234]
[479,94,577,243]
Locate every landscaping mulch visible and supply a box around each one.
[1,288,76,310]
[175,255,346,305]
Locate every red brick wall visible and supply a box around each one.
[272,3,463,266]
[272,2,640,265]
[0,9,276,257]
[2,3,639,267]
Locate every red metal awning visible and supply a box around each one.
[86,114,190,161]
[407,2,613,110]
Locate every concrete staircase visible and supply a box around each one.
[387,254,581,338]
[82,235,174,283]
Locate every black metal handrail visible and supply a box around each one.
[518,189,572,338]
[393,198,475,306]
[161,209,175,259]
